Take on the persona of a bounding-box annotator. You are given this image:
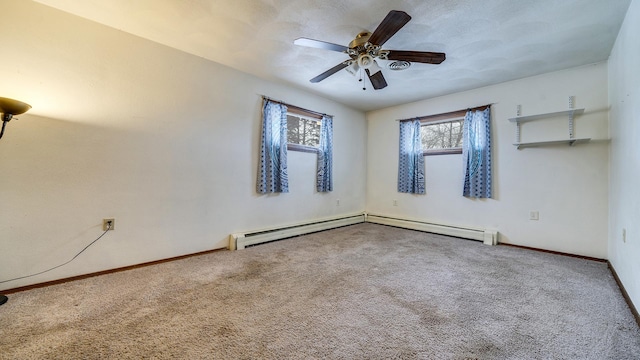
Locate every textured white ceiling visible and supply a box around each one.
[34,0,631,111]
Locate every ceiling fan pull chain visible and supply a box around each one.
[362,68,366,90]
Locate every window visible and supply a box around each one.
[260,97,333,192]
[420,117,464,155]
[404,105,489,156]
[286,107,323,153]
[287,114,321,147]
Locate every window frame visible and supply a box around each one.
[287,143,320,154]
[420,116,464,156]
[418,109,469,156]
[286,106,323,154]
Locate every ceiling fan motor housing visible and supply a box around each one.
[348,31,371,49]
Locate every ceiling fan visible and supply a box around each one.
[294,10,446,90]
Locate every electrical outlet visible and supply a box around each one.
[393,199,398,206]
[336,199,340,206]
[529,211,539,221]
[622,228,626,243]
[103,218,115,231]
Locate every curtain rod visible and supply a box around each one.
[261,95,332,118]
[396,103,493,122]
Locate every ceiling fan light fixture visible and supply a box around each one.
[357,54,375,70]
[345,61,360,76]
[368,60,382,75]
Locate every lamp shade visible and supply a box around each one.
[357,54,375,69]
[368,60,382,75]
[345,61,360,76]
[0,97,31,117]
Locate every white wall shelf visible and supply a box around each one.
[514,138,591,149]
[508,108,584,123]
[511,97,589,149]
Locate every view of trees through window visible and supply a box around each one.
[287,114,321,147]
[421,120,464,150]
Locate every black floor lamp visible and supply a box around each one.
[0,97,32,306]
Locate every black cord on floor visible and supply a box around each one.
[0,223,112,284]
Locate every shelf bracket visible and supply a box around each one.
[515,105,521,146]
[568,96,574,140]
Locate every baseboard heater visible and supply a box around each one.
[229,213,366,250]
[365,214,498,246]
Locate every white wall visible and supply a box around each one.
[366,63,610,258]
[0,1,367,291]
[608,0,640,311]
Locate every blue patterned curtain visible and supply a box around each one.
[397,119,425,194]
[316,115,333,192]
[462,107,492,198]
[257,100,289,193]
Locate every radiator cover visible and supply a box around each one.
[229,212,498,250]
[229,214,365,250]
[365,214,498,245]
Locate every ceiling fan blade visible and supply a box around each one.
[366,68,388,90]
[310,62,349,83]
[368,10,412,46]
[387,50,446,64]
[294,38,348,53]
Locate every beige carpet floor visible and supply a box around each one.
[0,223,638,359]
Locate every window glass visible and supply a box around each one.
[287,114,321,147]
[421,119,463,152]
